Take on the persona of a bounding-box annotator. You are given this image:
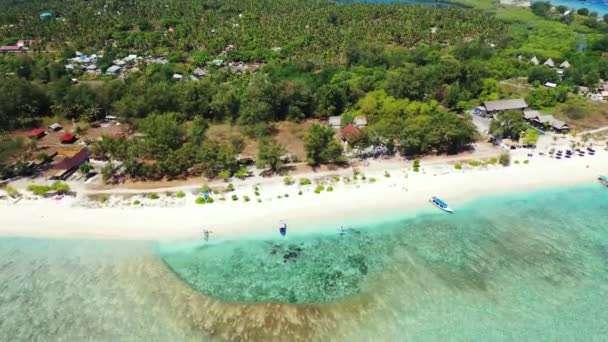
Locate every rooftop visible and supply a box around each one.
[483,99,527,112]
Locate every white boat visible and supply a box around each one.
[430,196,453,213]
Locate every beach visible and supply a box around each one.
[1,147,607,241]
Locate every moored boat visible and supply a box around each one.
[430,196,453,213]
[598,176,608,187]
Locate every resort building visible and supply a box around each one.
[482,99,528,116]
[543,58,555,68]
[523,111,570,133]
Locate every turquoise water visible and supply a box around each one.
[534,0,608,15]
[1,184,608,340]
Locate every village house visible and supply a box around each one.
[48,123,62,131]
[328,116,341,129]
[340,124,361,143]
[354,116,368,128]
[192,67,207,78]
[106,65,122,75]
[529,56,539,65]
[543,58,555,68]
[0,45,20,53]
[59,133,77,144]
[27,128,46,139]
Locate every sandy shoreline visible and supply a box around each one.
[1,149,607,241]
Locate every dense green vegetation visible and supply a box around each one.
[0,0,607,181]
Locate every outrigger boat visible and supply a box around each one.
[598,175,608,187]
[430,196,454,213]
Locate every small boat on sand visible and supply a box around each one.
[599,176,608,187]
[430,196,453,213]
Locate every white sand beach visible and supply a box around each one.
[1,147,607,241]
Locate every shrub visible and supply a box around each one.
[468,160,482,167]
[523,160,529,164]
[499,152,511,166]
[486,157,498,165]
[314,185,325,194]
[254,191,260,196]
[243,195,250,202]
[333,176,340,182]
[1,185,19,197]
[232,194,238,201]
[133,200,141,206]
[51,181,70,193]
[299,178,311,186]
[148,193,159,200]
[343,177,351,183]
[454,163,462,170]
[413,159,420,168]
[175,191,186,198]
[369,177,377,183]
[327,186,334,192]
[218,170,231,181]
[284,193,289,197]
[277,195,283,199]
[384,171,391,178]
[201,184,211,193]
[514,160,520,164]
[257,199,262,203]
[99,195,108,203]
[298,190,303,195]
[164,191,173,196]
[235,167,248,179]
[195,197,205,204]
[283,176,295,185]
[27,184,52,196]
[206,197,214,204]
[226,183,235,192]
[361,174,366,180]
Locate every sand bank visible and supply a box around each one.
[1,150,607,241]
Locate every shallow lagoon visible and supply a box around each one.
[1,184,608,340]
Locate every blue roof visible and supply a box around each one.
[40,12,52,18]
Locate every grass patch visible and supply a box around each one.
[314,185,325,194]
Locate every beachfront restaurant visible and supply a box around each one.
[51,149,90,180]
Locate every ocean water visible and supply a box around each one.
[536,0,608,15]
[1,184,608,341]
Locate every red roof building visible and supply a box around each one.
[340,124,361,142]
[27,128,45,139]
[59,133,76,144]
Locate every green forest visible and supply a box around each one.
[0,0,607,180]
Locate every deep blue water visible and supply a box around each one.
[1,184,608,340]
